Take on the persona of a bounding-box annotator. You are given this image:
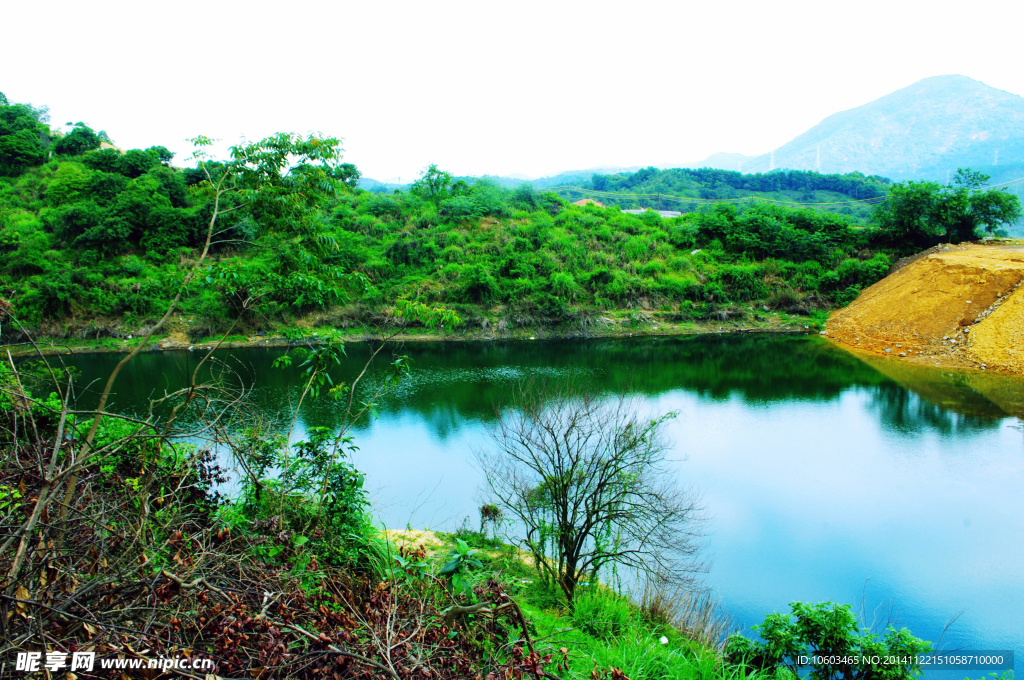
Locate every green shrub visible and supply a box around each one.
[572,589,635,640]
[121,255,145,276]
[550,271,579,300]
[640,259,667,276]
[725,602,930,680]
[719,265,767,301]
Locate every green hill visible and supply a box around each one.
[3,91,1010,344]
[554,167,891,224]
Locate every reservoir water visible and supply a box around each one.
[54,334,1024,665]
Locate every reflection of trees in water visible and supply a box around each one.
[314,334,890,425]
[54,335,1013,440]
[867,383,1003,435]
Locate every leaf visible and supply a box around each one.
[437,559,460,577]
[14,586,29,614]
[293,535,309,547]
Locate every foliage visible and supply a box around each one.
[573,589,636,640]
[1,96,1001,341]
[581,166,891,223]
[437,537,484,597]
[872,169,1022,254]
[590,166,890,201]
[54,122,102,156]
[725,602,932,680]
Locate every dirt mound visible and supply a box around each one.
[825,243,1024,374]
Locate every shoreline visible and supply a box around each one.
[10,311,1022,387]
[1,314,820,357]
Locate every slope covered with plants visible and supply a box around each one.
[0,93,1017,347]
[0,95,893,343]
[568,166,892,223]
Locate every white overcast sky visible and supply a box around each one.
[2,0,1023,181]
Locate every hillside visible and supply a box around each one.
[555,167,891,224]
[359,166,646,194]
[738,75,1024,182]
[366,166,893,225]
[7,91,1016,349]
[0,89,900,343]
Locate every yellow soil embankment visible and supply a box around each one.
[824,243,1024,375]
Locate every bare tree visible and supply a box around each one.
[477,381,705,604]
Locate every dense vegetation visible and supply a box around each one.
[0,92,1018,346]
[872,168,1022,255]
[0,98,892,340]
[576,166,891,223]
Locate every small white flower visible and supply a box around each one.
[660,636,669,645]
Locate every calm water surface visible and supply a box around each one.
[55,335,1024,665]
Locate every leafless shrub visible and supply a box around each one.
[478,381,706,604]
[638,575,733,649]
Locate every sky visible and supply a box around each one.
[3,0,1024,182]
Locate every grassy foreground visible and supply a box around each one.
[388,528,747,680]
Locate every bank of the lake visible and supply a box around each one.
[5,307,821,357]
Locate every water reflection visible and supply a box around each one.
[42,334,1019,435]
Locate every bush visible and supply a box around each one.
[719,265,767,301]
[725,602,930,680]
[572,589,634,640]
[550,271,579,300]
[120,255,145,276]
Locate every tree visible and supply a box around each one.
[50,131,359,524]
[331,162,361,189]
[54,122,101,155]
[0,129,46,175]
[872,168,1021,255]
[115,147,161,177]
[148,145,175,164]
[478,382,705,604]
[411,164,467,205]
[726,602,931,680]
[936,169,1021,242]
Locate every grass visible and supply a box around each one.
[421,529,757,680]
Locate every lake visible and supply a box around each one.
[52,333,1024,667]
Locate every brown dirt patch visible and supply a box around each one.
[385,529,446,557]
[824,243,1024,375]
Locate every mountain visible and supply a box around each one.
[737,75,1024,182]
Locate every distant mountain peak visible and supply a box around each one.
[735,74,1024,181]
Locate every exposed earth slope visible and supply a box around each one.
[824,243,1024,375]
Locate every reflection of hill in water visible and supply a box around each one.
[328,335,887,425]
[852,351,1024,423]
[47,334,1020,438]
